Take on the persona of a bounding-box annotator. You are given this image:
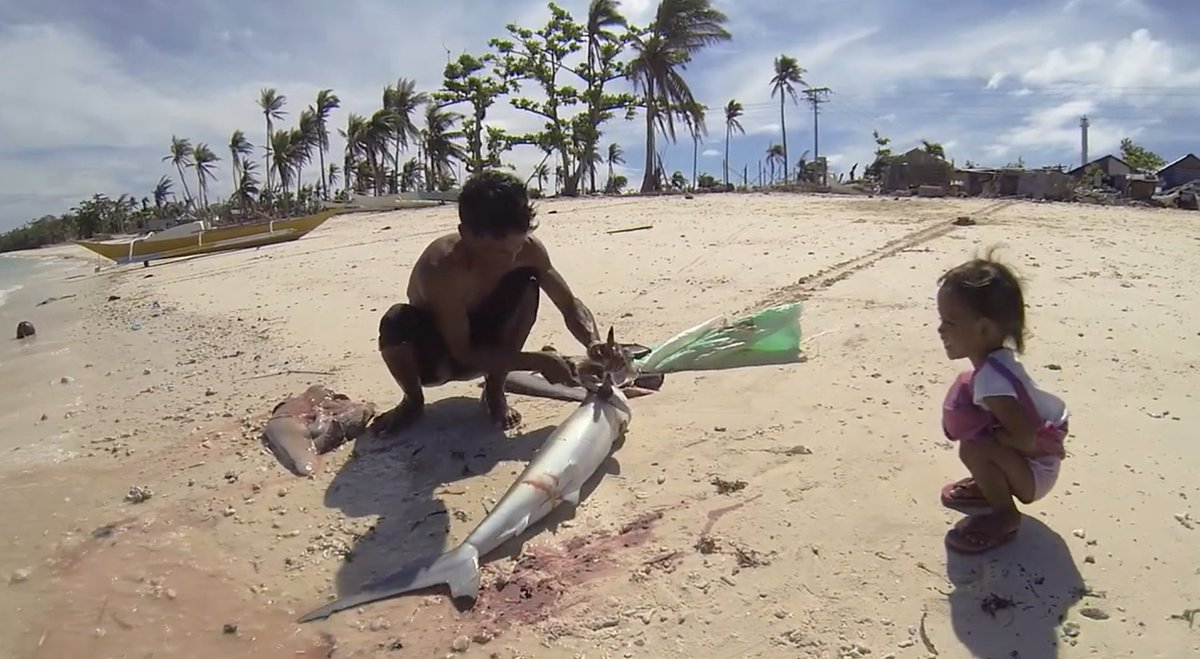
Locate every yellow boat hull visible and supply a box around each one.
[75,210,339,265]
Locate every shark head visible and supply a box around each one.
[578,326,641,396]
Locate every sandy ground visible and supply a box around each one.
[1,193,1198,659]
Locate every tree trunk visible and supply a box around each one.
[724,125,730,186]
[264,117,273,191]
[639,84,658,193]
[175,164,194,210]
[319,142,327,200]
[779,95,788,183]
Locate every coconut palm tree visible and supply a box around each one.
[922,139,946,159]
[339,113,368,196]
[577,0,629,191]
[364,109,396,195]
[191,143,219,209]
[627,0,731,193]
[606,142,625,188]
[152,176,173,209]
[258,88,287,190]
[293,107,321,192]
[270,130,298,203]
[233,160,260,213]
[769,54,806,182]
[313,89,341,199]
[723,99,744,186]
[766,143,785,184]
[228,130,253,197]
[383,78,428,192]
[163,136,195,210]
[532,163,550,194]
[420,103,466,192]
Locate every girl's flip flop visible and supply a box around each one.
[940,477,992,514]
[945,518,1019,554]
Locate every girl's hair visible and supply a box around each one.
[938,246,1027,353]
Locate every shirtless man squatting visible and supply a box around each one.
[369,169,613,435]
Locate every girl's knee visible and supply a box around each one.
[958,438,988,465]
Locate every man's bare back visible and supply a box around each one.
[370,170,611,436]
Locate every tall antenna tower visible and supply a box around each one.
[1079,115,1090,167]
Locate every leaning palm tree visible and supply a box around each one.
[228,130,253,197]
[627,0,731,193]
[313,89,341,199]
[606,142,625,187]
[294,107,320,191]
[723,99,745,186]
[339,113,369,197]
[383,78,428,192]
[233,160,260,213]
[163,136,195,210]
[766,143,785,184]
[420,103,466,192]
[364,109,397,195]
[769,54,807,182]
[152,176,173,209]
[577,0,629,191]
[191,143,220,209]
[258,88,287,190]
[270,129,297,203]
[922,139,946,159]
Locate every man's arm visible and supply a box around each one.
[528,238,601,349]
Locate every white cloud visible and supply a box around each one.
[2,0,1199,229]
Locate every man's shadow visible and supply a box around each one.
[944,515,1085,659]
[322,395,622,599]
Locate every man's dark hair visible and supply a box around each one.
[458,170,538,238]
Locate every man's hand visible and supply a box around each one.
[537,351,580,386]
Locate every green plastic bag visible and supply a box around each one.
[635,302,804,374]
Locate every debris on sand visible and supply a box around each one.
[694,536,719,555]
[980,593,1016,618]
[710,476,747,495]
[124,486,153,504]
[1169,608,1199,628]
[953,215,976,226]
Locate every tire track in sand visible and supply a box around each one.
[745,199,1015,313]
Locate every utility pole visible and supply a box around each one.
[803,87,832,184]
[692,133,699,190]
[1079,115,1090,167]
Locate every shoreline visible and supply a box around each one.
[1,197,1197,658]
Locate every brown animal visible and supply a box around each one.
[262,384,376,476]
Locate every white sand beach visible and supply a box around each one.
[0,193,1197,658]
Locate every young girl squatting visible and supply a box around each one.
[936,253,1070,554]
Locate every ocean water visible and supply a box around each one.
[0,255,40,310]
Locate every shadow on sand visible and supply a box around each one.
[944,515,1085,659]
[321,394,623,602]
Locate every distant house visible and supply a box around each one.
[1156,153,1200,190]
[1067,154,1134,179]
[881,148,955,192]
[954,167,1072,200]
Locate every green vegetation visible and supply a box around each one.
[1119,137,1165,172]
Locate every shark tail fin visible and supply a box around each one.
[296,543,481,623]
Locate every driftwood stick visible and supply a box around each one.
[243,368,334,381]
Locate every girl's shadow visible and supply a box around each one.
[944,515,1086,658]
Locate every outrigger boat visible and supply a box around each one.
[75,209,339,266]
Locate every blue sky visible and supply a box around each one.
[1,0,1198,230]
